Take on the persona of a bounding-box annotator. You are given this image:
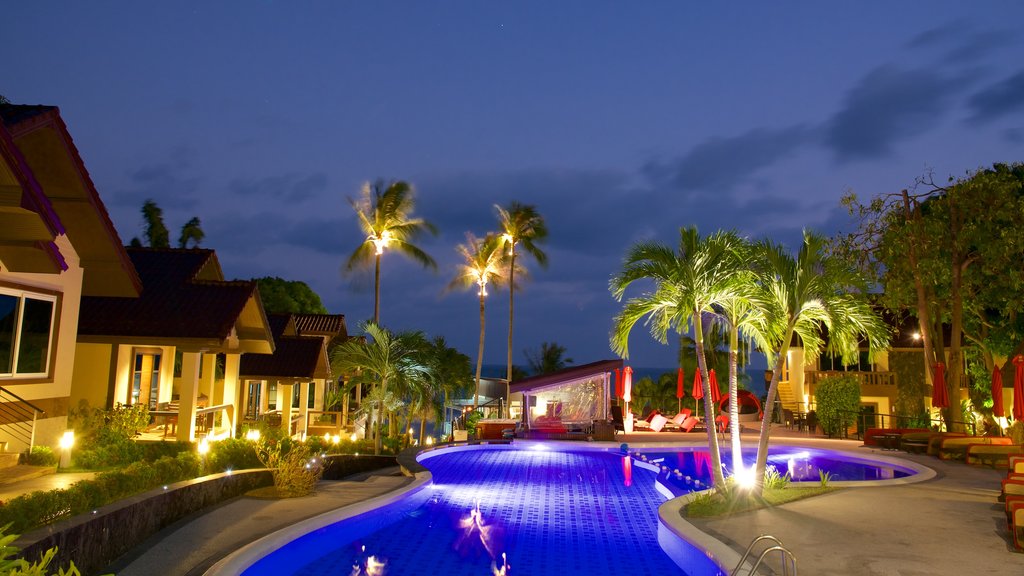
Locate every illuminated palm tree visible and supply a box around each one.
[750,231,890,492]
[345,180,438,325]
[496,202,548,416]
[610,227,747,489]
[448,233,511,411]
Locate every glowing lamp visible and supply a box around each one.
[197,439,210,455]
[58,430,75,450]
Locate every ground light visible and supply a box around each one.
[57,430,74,471]
[245,429,261,442]
[734,465,756,490]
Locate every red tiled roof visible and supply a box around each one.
[78,249,256,340]
[239,335,328,379]
[293,313,347,339]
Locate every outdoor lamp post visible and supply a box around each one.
[57,430,74,471]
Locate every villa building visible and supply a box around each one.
[0,104,142,454]
[73,248,275,442]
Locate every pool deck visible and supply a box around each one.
[3,425,1020,574]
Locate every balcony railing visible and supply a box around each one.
[806,370,896,387]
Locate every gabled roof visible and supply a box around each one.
[239,335,330,381]
[0,103,141,296]
[293,313,347,341]
[510,359,622,394]
[78,248,273,353]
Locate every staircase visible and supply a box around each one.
[0,386,45,460]
[775,380,801,413]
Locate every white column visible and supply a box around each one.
[177,352,201,442]
[298,381,310,437]
[259,380,269,414]
[222,353,240,434]
[280,381,294,436]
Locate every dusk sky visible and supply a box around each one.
[7,2,1024,372]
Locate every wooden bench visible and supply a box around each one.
[897,431,935,453]
[965,444,1023,468]
[938,436,1013,460]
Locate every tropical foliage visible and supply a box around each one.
[344,180,438,324]
[814,374,861,438]
[128,199,204,249]
[254,276,328,314]
[496,202,548,415]
[525,342,574,375]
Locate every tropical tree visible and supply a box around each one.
[496,202,548,416]
[448,233,509,410]
[178,216,205,248]
[751,231,890,492]
[345,180,438,325]
[525,342,574,375]
[254,276,329,314]
[330,322,429,455]
[421,336,474,441]
[610,227,748,489]
[137,199,170,248]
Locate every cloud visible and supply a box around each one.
[907,22,1014,64]
[111,162,202,210]
[824,65,960,162]
[228,172,329,202]
[967,70,1024,123]
[644,126,814,194]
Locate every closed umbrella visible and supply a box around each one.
[992,365,1005,419]
[1014,355,1024,421]
[709,369,722,404]
[931,362,949,410]
[676,368,685,413]
[614,368,622,400]
[691,370,704,418]
[622,366,633,405]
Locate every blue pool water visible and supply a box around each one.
[240,445,916,576]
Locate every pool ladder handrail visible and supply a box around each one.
[731,534,797,575]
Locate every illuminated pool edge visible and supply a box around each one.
[204,441,934,576]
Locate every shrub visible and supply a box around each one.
[0,453,201,534]
[1008,420,1024,445]
[205,438,261,473]
[764,465,791,490]
[68,401,151,469]
[254,438,323,497]
[0,525,82,576]
[25,446,58,467]
[814,375,861,438]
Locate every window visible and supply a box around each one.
[0,288,57,379]
[267,382,278,410]
[307,382,316,409]
[292,383,301,408]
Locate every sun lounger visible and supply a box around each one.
[965,445,1023,468]
[671,409,692,426]
[680,416,700,433]
[937,436,1012,460]
[927,432,969,456]
[1010,500,1024,551]
[1009,454,1024,474]
[649,413,670,432]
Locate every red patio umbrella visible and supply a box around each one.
[614,368,622,400]
[709,369,722,404]
[992,364,1005,419]
[1013,355,1024,421]
[931,362,949,409]
[622,366,633,406]
[676,368,685,413]
[691,369,704,418]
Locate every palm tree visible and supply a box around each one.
[610,227,747,489]
[448,233,509,410]
[345,180,438,325]
[525,342,574,375]
[178,216,204,248]
[751,231,890,492]
[330,322,429,455]
[496,202,548,416]
[422,336,474,441]
[139,199,170,248]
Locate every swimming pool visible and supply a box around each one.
[215,443,928,576]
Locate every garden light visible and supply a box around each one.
[198,438,210,455]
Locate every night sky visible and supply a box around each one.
[7,2,1023,371]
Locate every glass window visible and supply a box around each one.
[307,382,316,409]
[0,289,56,378]
[292,384,301,408]
[268,382,278,410]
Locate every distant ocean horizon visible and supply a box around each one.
[481,363,769,396]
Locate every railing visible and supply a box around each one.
[805,370,896,387]
[732,534,797,575]
[0,386,46,452]
[305,410,346,434]
[839,408,977,440]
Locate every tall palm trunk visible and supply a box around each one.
[474,291,486,411]
[419,413,427,445]
[754,334,792,491]
[374,398,384,455]
[728,327,743,473]
[373,253,382,325]
[694,314,726,488]
[506,250,516,418]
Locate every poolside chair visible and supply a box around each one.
[715,414,730,434]
[611,405,625,436]
[649,413,670,432]
[670,409,692,426]
[782,408,794,428]
[680,416,700,433]
[1010,500,1024,551]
